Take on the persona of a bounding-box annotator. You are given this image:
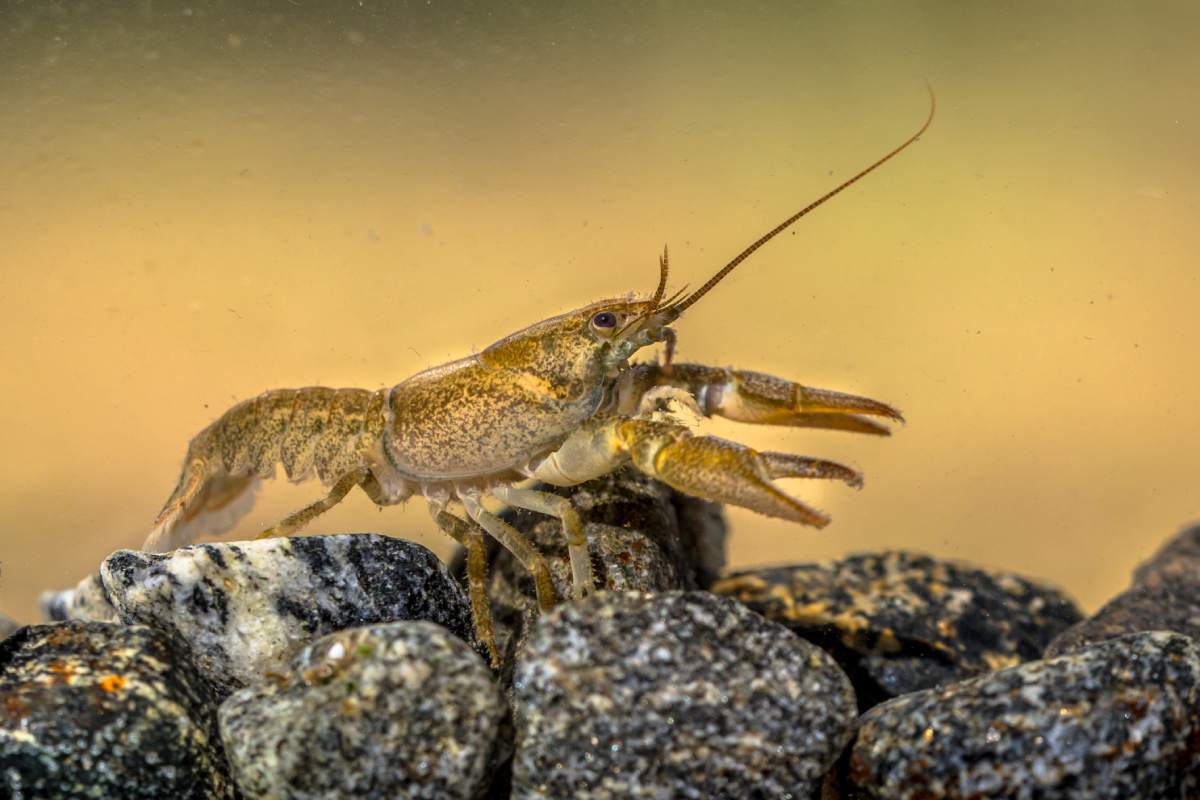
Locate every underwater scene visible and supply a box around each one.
[2,2,1200,797]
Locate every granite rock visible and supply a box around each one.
[0,621,233,799]
[714,551,1083,709]
[846,631,1200,799]
[101,533,477,695]
[219,620,505,800]
[39,571,118,622]
[512,590,855,800]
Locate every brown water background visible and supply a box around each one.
[3,2,1198,622]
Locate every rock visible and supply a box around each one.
[219,620,505,800]
[714,551,1083,709]
[669,490,728,590]
[490,469,723,600]
[0,621,233,799]
[1047,524,1200,656]
[846,631,1200,800]
[511,591,855,800]
[0,615,17,642]
[1131,522,1200,588]
[39,571,118,622]
[1045,576,1200,657]
[459,468,726,671]
[100,533,477,695]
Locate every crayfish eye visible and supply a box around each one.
[591,311,618,330]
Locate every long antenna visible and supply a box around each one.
[667,85,936,316]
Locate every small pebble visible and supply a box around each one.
[1048,523,1200,655]
[473,468,726,674]
[669,489,728,590]
[100,533,477,694]
[219,620,505,800]
[847,631,1200,799]
[0,621,233,799]
[39,571,118,622]
[714,551,1082,707]
[1132,522,1200,587]
[512,590,855,799]
[1045,576,1200,657]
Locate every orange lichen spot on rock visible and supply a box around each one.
[98,674,128,693]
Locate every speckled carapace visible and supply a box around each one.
[145,90,934,666]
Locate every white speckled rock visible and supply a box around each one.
[39,571,118,623]
[100,534,476,695]
[512,591,856,800]
[219,621,505,800]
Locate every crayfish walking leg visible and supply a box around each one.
[460,495,557,613]
[256,467,371,540]
[490,485,594,601]
[431,508,500,667]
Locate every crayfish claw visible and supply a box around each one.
[629,363,902,435]
[617,419,833,527]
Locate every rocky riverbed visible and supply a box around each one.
[5,469,1200,798]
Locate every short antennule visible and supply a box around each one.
[650,245,669,308]
[667,85,936,317]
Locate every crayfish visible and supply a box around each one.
[146,92,934,666]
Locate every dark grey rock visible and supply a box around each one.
[512,591,855,800]
[1132,522,1200,588]
[846,631,1200,800]
[0,621,233,799]
[0,615,17,642]
[669,490,728,590]
[463,468,726,671]
[1048,524,1200,656]
[714,551,1083,709]
[491,469,724,599]
[1045,576,1200,657]
[38,571,117,622]
[100,533,477,695]
[219,620,505,800]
